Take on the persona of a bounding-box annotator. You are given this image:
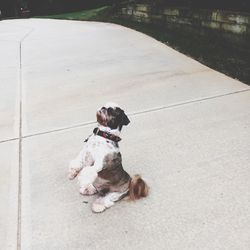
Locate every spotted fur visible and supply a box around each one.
[68,103,148,213]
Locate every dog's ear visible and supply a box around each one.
[122,113,130,126]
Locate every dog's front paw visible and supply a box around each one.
[68,168,79,180]
[68,158,82,180]
[79,184,97,196]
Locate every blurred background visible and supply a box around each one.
[0,0,250,19]
[0,0,249,85]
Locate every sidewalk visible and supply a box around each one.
[0,18,250,250]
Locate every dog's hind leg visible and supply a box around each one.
[91,191,127,213]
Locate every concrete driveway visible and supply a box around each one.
[1,18,250,250]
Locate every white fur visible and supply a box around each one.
[103,102,120,109]
[92,191,126,213]
[68,134,119,193]
[97,125,121,137]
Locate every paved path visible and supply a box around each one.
[1,18,250,250]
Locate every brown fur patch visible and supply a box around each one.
[129,175,149,200]
[96,111,107,126]
[93,152,131,194]
[93,154,149,200]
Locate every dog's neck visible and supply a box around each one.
[97,125,121,137]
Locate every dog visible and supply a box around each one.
[68,102,148,213]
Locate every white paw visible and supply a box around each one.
[68,168,79,180]
[92,203,106,213]
[79,184,97,196]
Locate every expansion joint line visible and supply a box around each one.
[17,28,33,250]
[16,87,250,140]
[0,87,249,146]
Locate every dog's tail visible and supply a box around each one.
[129,175,149,200]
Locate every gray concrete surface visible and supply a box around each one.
[0,18,250,250]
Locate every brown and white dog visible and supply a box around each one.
[68,102,148,213]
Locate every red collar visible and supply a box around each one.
[93,128,121,143]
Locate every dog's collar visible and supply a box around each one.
[93,127,121,143]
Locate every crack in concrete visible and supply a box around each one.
[128,88,250,117]
[0,87,248,145]
[0,137,19,144]
[17,28,34,250]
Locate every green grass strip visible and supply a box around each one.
[36,6,111,21]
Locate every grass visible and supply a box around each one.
[37,6,112,21]
[36,6,250,85]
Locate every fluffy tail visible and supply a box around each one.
[129,175,149,200]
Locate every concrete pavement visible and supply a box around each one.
[0,18,250,250]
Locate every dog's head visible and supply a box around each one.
[96,102,130,130]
